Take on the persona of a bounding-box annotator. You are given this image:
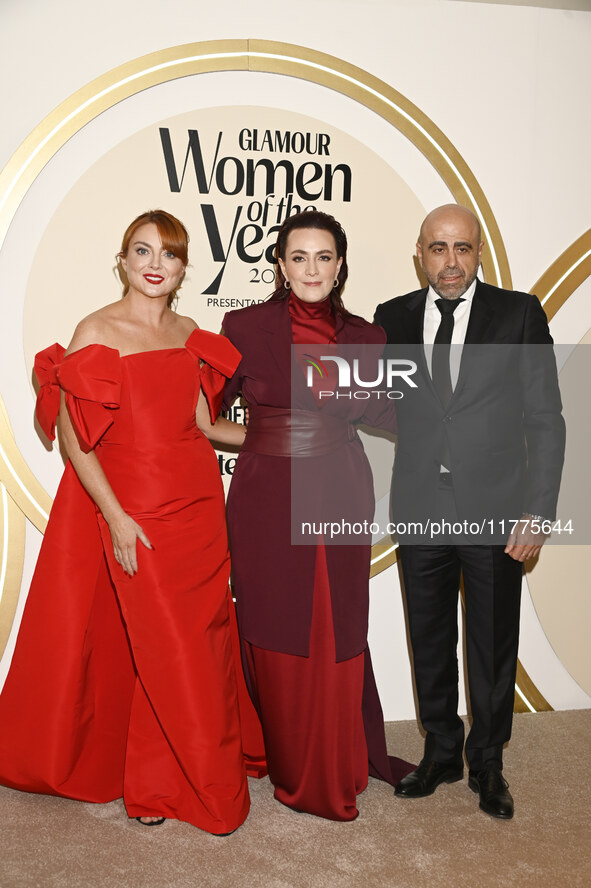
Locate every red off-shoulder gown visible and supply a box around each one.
[0,330,264,833]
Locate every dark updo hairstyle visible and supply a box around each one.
[269,210,351,319]
[118,210,189,307]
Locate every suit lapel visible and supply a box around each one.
[450,280,496,404]
[403,289,427,345]
[266,297,328,409]
[401,289,435,397]
[334,312,347,343]
[464,280,495,344]
[257,298,293,385]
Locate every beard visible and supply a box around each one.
[428,266,478,300]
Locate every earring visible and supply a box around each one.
[333,279,339,288]
[284,280,291,289]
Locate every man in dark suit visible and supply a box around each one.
[374,205,565,819]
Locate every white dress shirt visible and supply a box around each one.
[423,278,477,472]
[423,278,477,389]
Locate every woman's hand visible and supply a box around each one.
[58,392,152,576]
[107,511,153,576]
[196,388,246,448]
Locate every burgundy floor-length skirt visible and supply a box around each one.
[243,544,411,821]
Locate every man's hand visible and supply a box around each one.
[504,514,548,562]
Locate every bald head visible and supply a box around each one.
[416,204,484,300]
[418,205,481,248]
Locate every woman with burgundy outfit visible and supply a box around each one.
[222,211,413,821]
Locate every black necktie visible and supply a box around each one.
[432,297,464,408]
[432,297,464,471]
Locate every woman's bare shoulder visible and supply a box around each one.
[65,303,122,355]
[175,312,199,334]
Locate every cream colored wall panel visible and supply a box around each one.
[1,0,589,717]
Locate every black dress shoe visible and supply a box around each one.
[468,769,514,819]
[394,759,463,798]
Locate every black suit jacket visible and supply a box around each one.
[374,281,565,535]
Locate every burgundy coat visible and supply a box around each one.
[222,297,393,661]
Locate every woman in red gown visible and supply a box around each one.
[223,211,413,821]
[0,210,255,832]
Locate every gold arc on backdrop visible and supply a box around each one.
[0,38,512,580]
[512,228,591,713]
[0,40,581,714]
